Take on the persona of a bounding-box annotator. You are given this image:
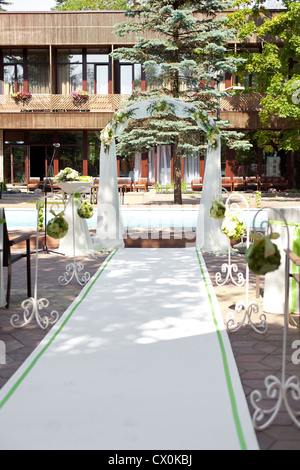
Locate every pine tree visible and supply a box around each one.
[112,0,250,204]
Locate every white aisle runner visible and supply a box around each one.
[0,248,258,450]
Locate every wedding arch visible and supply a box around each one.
[93,97,229,252]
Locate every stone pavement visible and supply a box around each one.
[1,189,300,450]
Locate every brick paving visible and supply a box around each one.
[1,189,300,450]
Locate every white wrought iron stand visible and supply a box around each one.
[58,183,91,287]
[250,208,300,430]
[10,197,60,330]
[224,193,268,334]
[215,192,247,287]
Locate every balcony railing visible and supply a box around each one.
[0,93,264,113]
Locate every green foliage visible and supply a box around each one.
[228,1,300,153]
[113,0,250,156]
[53,0,128,10]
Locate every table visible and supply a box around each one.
[263,207,300,315]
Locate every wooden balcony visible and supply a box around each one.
[0,94,130,113]
[0,92,263,113]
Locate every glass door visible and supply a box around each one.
[4,145,28,185]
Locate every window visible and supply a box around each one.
[57,49,83,94]
[87,50,110,94]
[2,49,23,94]
[88,132,101,177]
[119,60,142,94]
[1,48,50,95]
[28,49,50,94]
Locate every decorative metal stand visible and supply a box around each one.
[250,208,300,430]
[224,193,268,334]
[10,197,60,330]
[215,192,247,287]
[58,184,91,287]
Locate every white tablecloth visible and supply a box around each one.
[263,207,300,315]
[58,195,93,257]
[56,182,93,257]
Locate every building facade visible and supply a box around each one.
[0,10,295,189]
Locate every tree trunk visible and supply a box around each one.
[173,140,182,205]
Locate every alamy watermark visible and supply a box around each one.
[291,80,300,105]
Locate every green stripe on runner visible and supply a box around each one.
[195,247,247,451]
[0,248,118,410]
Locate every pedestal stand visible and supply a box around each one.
[223,193,267,334]
[10,197,60,330]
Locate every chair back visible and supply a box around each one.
[0,208,10,267]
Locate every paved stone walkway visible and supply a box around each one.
[1,189,300,449]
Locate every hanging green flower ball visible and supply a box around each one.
[46,214,69,239]
[77,201,93,219]
[245,236,281,275]
[210,199,226,220]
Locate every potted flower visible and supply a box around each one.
[72,90,89,101]
[11,91,32,102]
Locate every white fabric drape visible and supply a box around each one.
[134,153,142,182]
[157,145,171,185]
[184,154,200,183]
[94,139,125,251]
[148,148,156,183]
[196,134,229,253]
[96,97,225,253]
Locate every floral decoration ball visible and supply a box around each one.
[46,216,69,239]
[245,238,281,275]
[77,201,93,219]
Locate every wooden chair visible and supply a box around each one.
[118,177,132,192]
[1,208,31,309]
[134,178,148,192]
[27,177,41,192]
[232,177,245,191]
[90,177,99,204]
[245,176,258,191]
[221,177,233,192]
[191,178,202,191]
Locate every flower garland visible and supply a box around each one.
[221,211,246,240]
[210,199,226,220]
[206,127,220,151]
[245,233,281,275]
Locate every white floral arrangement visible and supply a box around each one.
[54,167,80,183]
[53,168,93,184]
[100,123,114,151]
[221,212,246,240]
[210,199,226,220]
[206,128,220,150]
[46,210,69,239]
[77,201,93,219]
